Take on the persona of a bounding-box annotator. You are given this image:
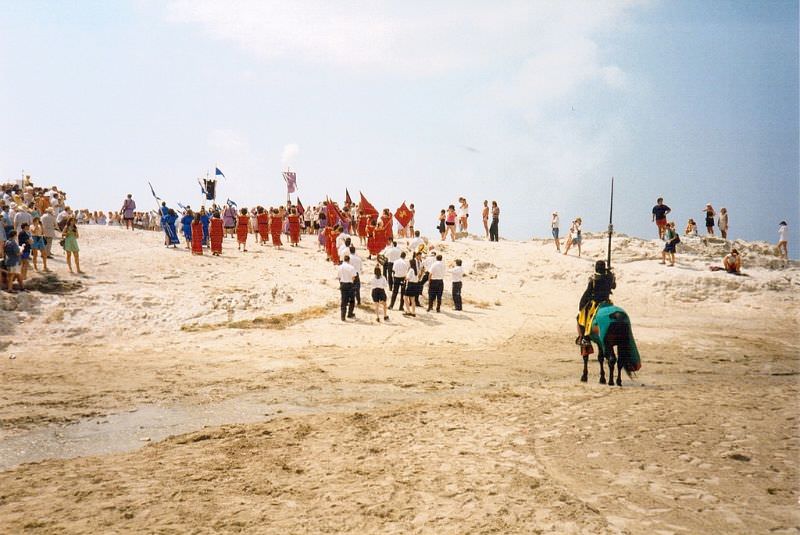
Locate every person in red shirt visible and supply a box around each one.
[256,206,269,245]
[287,208,301,246]
[209,212,224,256]
[236,208,251,251]
[269,208,283,247]
[190,214,203,255]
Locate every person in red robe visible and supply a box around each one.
[236,208,251,251]
[270,208,283,247]
[287,208,301,246]
[330,225,342,264]
[381,209,394,245]
[209,212,224,256]
[357,210,370,245]
[191,215,204,255]
[367,218,383,259]
[323,225,333,261]
[256,207,269,245]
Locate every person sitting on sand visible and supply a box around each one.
[684,219,698,237]
[710,249,743,275]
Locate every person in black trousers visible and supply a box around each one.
[489,201,499,242]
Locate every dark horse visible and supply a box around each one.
[580,305,641,386]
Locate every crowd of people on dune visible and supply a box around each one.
[1,180,83,292]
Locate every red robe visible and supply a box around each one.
[270,214,283,246]
[324,227,334,260]
[381,214,394,242]
[257,213,269,243]
[191,221,204,255]
[287,214,301,244]
[210,218,223,254]
[330,229,341,264]
[236,215,249,244]
[357,215,369,238]
[367,224,383,257]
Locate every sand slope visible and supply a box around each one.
[0,226,798,534]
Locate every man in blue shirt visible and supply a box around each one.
[651,197,671,240]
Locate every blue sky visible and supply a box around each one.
[1,1,797,256]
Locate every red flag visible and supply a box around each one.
[345,189,353,207]
[394,201,412,228]
[296,198,305,216]
[326,197,343,226]
[359,192,379,217]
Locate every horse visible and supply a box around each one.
[580,304,641,386]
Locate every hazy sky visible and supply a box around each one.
[1,1,797,255]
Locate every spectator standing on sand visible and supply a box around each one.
[703,203,716,236]
[718,208,729,240]
[482,200,489,239]
[437,209,446,240]
[449,259,464,311]
[369,266,390,323]
[444,205,457,241]
[651,197,671,240]
[489,201,500,242]
[661,222,680,266]
[563,218,582,256]
[121,194,136,231]
[336,255,357,321]
[458,197,469,233]
[62,217,83,274]
[426,254,445,313]
[4,230,24,292]
[41,208,56,259]
[551,211,561,252]
[30,217,48,272]
[777,221,788,258]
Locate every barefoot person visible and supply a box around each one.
[777,221,788,258]
[369,266,389,323]
[718,208,729,240]
[489,201,500,242]
[236,208,251,251]
[651,197,671,240]
[703,203,716,236]
[3,230,24,292]
[661,221,679,266]
[551,211,560,252]
[458,197,469,233]
[62,217,83,274]
[444,205,457,241]
[482,200,489,238]
[121,194,136,231]
[30,217,48,271]
[209,211,223,256]
[563,217,582,256]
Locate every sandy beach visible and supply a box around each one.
[0,226,798,534]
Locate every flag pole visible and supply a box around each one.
[607,176,614,269]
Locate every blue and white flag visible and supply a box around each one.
[226,198,238,208]
[215,167,225,178]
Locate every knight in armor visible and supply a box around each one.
[577,260,616,346]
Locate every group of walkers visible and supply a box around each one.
[1,181,83,291]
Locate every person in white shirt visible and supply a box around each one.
[551,212,561,252]
[777,221,788,259]
[389,251,409,310]
[56,207,72,231]
[382,241,402,289]
[458,197,469,233]
[426,254,446,312]
[336,255,357,321]
[403,257,422,317]
[338,237,352,263]
[14,206,32,232]
[336,231,351,251]
[408,231,424,253]
[449,259,465,311]
[348,245,363,306]
[369,265,390,322]
[40,209,57,258]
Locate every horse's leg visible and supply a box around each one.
[581,354,588,382]
[597,351,606,384]
[607,348,617,387]
[616,355,623,387]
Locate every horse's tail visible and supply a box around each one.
[607,313,636,378]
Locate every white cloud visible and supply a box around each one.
[207,129,249,155]
[281,143,299,167]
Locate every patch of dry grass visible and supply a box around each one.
[181,302,336,332]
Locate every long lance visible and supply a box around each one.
[607,176,614,269]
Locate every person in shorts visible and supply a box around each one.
[652,197,671,239]
[370,266,390,323]
[3,230,24,292]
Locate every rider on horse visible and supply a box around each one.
[576,260,616,353]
